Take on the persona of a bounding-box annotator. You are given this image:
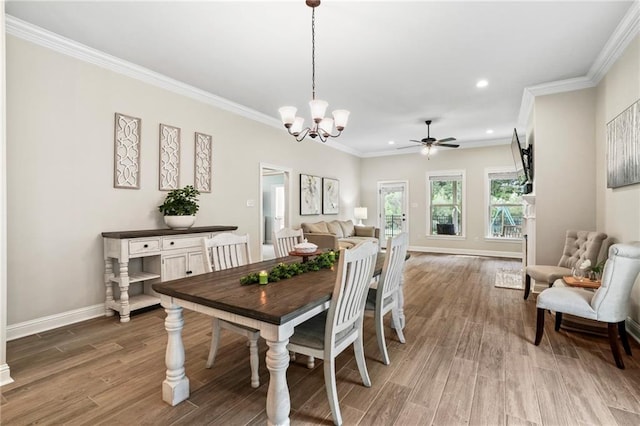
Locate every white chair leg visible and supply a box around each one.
[391,306,406,344]
[323,357,342,426]
[249,334,259,388]
[289,351,296,361]
[354,333,371,387]
[375,309,390,365]
[206,318,221,368]
[307,356,315,369]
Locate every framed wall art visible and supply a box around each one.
[113,113,141,189]
[322,177,340,215]
[159,123,181,191]
[300,173,322,215]
[607,99,640,188]
[194,132,212,193]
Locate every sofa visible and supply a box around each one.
[300,219,380,250]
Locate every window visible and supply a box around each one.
[427,170,465,237]
[486,170,524,239]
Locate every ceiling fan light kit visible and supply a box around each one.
[278,0,349,143]
[399,120,459,159]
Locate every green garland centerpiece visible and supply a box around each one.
[240,251,338,285]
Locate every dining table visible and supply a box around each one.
[152,251,406,426]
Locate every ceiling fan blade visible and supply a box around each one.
[397,145,421,150]
[437,137,457,143]
[437,143,460,148]
[409,140,424,144]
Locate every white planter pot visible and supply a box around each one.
[164,215,196,230]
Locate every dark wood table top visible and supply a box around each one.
[152,252,393,325]
[102,225,238,239]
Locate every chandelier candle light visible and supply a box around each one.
[278,0,349,143]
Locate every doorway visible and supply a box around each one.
[260,164,292,261]
[378,181,409,245]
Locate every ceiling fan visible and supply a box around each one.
[398,120,459,158]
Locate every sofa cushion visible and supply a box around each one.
[339,220,355,237]
[354,226,376,238]
[526,265,571,284]
[339,237,379,250]
[302,222,329,234]
[327,221,344,238]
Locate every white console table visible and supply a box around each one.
[102,226,237,322]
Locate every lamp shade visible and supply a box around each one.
[278,106,297,126]
[309,99,328,122]
[332,109,350,130]
[354,207,367,220]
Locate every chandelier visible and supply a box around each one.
[278,0,349,143]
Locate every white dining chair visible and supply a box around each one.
[365,232,408,365]
[201,233,261,388]
[287,241,378,426]
[272,227,304,258]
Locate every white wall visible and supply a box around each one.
[360,145,521,256]
[1,3,14,385]
[532,88,597,265]
[595,34,640,323]
[5,36,361,325]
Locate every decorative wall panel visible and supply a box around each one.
[322,177,340,215]
[607,99,640,188]
[300,174,321,215]
[113,113,141,189]
[194,132,212,193]
[159,124,181,190]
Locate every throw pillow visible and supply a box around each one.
[327,221,344,238]
[354,226,375,238]
[339,220,355,237]
[304,222,329,234]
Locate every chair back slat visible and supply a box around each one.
[273,228,304,258]
[327,242,378,339]
[201,233,252,273]
[379,233,409,301]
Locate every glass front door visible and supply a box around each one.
[378,182,408,245]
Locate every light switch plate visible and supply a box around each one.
[246,199,255,207]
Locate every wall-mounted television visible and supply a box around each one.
[510,129,533,194]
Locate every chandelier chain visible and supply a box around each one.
[311,7,316,100]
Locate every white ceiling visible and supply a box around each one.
[5,0,635,156]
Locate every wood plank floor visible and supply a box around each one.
[3,253,640,425]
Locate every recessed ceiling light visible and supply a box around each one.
[476,79,489,88]
[388,140,395,145]
[486,129,494,134]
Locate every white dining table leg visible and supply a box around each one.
[162,301,190,406]
[265,338,291,426]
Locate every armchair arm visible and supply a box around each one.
[304,233,339,251]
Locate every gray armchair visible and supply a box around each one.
[535,242,640,369]
[524,230,608,299]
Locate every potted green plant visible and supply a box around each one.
[158,185,200,229]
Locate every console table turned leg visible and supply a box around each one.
[162,303,190,405]
[118,261,130,322]
[104,258,114,317]
[265,339,291,426]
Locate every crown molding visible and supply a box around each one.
[361,137,510,158]
[588,0,640,84]
[5,15,363,158]
[518,0,640,129]
[5,15,282,129]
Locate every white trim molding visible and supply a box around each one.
[626,316,640,344]
[4,15,362,158]
[408,245,522,260]
[6,303,105,341]
[518,0,640,129]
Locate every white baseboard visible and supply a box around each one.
[626,317,640,344]
[408,245,522,259]
[0,363,13,386]
[7,303,105,341]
